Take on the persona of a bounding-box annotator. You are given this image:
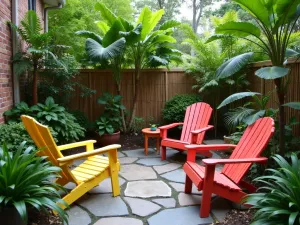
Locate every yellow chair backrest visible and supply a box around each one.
[21,115,76,182]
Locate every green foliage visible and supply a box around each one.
[31,97,85,143]
[96,93,125,135]
[5,97,85,144]
[245,154,300,225]
[48,0,134,62]
[38,48,95,106]
[162,94,202,123]
[132,117,145,134]
[0,123,35,152]
[4,102,34,123]
[69,110,90,130]
[0,142,68,223]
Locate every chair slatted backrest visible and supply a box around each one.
[221,117,275,183]
[21,115,73,181]
[180,102,213,144]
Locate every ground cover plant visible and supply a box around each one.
[0,142,68,224]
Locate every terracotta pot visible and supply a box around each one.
[95,131,121,147]
[0,207,26,225]
[223,135,233,144]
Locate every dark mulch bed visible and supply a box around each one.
[216,209,255,225]
[28,210,63,225]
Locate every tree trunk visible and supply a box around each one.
[275,78,285,155]
[128,67,141,130]
[116,83,127,133]
[32,64,38,105]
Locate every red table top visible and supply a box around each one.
[142,128,160,135]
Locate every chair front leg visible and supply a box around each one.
[108,149,120,197]
[200,164,215,218]
[184,175,193,193]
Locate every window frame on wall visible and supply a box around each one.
[28,0,36,11]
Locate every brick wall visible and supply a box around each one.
[0,0,44,123]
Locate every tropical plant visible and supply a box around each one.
[96,92,125,135]
[118,7,182,130]
[4,97,85,144]
[223,93,277,131]
[245,154,300,225]
[162,94,202,123]
[209,0,300,154]
[0,142,68,223]
[9,10,64,105]
[132,116,145,134]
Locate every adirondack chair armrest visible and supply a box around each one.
[191,125,214,134]
[202,157,268,165]
[57,140,97,151]
[185,144,237,151]
[57,144,121,165]
[159,122,184,130]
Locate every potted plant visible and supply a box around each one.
[95,93,125,146]
[150,124,158,131]
[0,142,68,225]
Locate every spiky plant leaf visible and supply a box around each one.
[159,20,181,30]
[283,102,300,110]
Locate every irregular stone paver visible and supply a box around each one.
[65,205,91,225]
[136,158,168,166]
[178,193,202,206]
[211,197,231,222]
[103,151,125,158]
[152,198,176,208]
[123,148,160,158]
[120,164,157,181]
[153,163,181,174]
[64,182,76,190]
[124,197,161,216]
[72,159,85,167]
[119,157,138,164]
[78,194,128,217]
[94,217,143,225]
[161,169,185,183]
[125,181,171,198]
[168,182,201,195]
[148,206,213,225]
[88,177,125,194]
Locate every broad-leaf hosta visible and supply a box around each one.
[0,142,68,223]
[245,154,300,225]
[210,0,300,154]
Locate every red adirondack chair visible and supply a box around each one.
[159,102,213,160]
[183,117,275,218]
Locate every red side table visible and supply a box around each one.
[142,128,161,156]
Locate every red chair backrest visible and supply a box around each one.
[221,117,275,183]
[180,102,213,144]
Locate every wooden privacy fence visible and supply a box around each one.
[70,69,195,124]
[70,61,300,135]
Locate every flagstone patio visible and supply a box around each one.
[65,144,232,225]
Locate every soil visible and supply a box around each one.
[28,209,63,225]
[216,209,255,225]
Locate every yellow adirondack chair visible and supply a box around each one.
[21,115,121,209]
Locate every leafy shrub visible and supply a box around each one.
[245,154,300,225]
[0,123,34,151]
[162,94,202,123]
[0,123,58,153]
[0,142,68,223]
[69,110,90,130]
[4,97,85,144]
[132,116,145,133]
[3,102,34,123]
[96,93,125,135]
